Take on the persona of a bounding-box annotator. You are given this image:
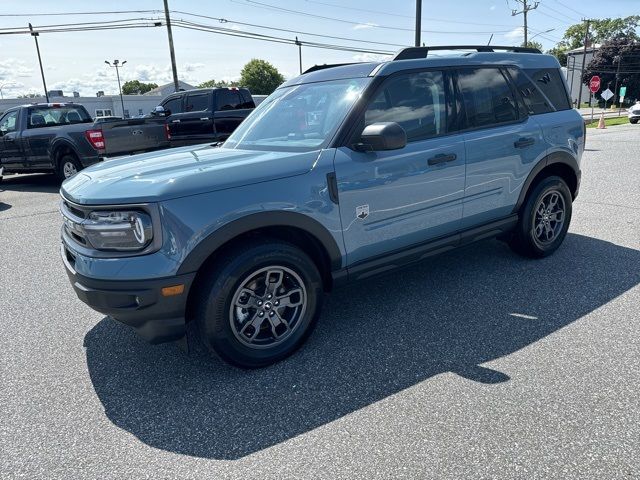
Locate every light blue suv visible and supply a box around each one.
[61,46,584,368]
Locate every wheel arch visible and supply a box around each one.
[513,151,580,214]
[177,211,343,292]
[50,139,80,167]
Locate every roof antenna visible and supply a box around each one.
[487,34,494,45]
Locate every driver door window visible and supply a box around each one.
[0,111,18,133]
[363,71,449,142]
[162,97,183,115]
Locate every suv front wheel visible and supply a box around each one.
[509,175,573,258]
[194,240,323,368]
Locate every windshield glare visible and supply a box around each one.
[223,77,369,152]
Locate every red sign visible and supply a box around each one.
[589,76,601,93]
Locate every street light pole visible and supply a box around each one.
[163,0,180,93]
[105,60,127,117]
[29,23,49,102]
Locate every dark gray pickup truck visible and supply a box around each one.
[0,103,169,180]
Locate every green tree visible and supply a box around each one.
[121,80,158,95]
[583,35,640,105]
[560,16,640,50]
[197,79,238,88]
[238,59,285,95]
[524,40,543,51]
[546,44,570,66]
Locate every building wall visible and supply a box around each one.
[0,95,163,118]
[566,49,598,106]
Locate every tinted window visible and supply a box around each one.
[523,68,571,111]
[186,93,210,112]
[162,97,183,115]
[27,106,91,128]
[458,68,518,129]
[364,70,448,142]
[217,90,241,110]
[0,110,18,133]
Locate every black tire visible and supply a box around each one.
[509,175,572,258]
[630,119,638,124]
[56,154,82,181]
[194,239,323,368]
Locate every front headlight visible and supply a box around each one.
[83,210,153,251]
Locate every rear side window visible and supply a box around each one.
[364,70,449,142]
[523,68,571,111]
[507,67,553,114]
[27,106,91,128]
[185,93,210,112]
[217,90,242,110]
[162,97,183,115]
[457,68,518,129]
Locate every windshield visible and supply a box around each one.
[222,77,370,152]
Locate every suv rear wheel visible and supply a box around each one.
[509,175,572,258]
[194,240,323,368]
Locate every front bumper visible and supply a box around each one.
[62,244,196,344]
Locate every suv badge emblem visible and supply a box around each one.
[356,205,369,220]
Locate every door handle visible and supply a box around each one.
[171,119,181,123]
[199,117,210,121]
[514,137,535,148]
[428,153,457,166]
[4,136,15,142]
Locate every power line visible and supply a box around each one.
[171,10,407,47]
[302,0,519,28]
[0,10,161,17]
[232,0,515,35]
[554,0,588,19]
[538,3,581,23]
[511,0,539,45]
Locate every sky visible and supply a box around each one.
[0,0,638,98]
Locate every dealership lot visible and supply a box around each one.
[1,124,638,479]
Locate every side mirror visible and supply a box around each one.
[153,106,167,116]
[354,122,407,152]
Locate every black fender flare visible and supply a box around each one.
[176,211,343,275]
[49,139,80,166]
[512,150,580,213]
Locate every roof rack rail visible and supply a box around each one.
[303,63,356,74]
[393,45,542,61]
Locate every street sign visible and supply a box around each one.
[601,88,614,101]
[619,86,627,97]
[589,76,601,93]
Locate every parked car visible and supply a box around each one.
[628,100,640,124]
[0,103,170,181]
[149,87,255,146]
[60,46,584,368]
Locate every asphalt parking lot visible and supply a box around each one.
[1,124,639,479]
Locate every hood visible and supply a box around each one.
[61,144,321,205]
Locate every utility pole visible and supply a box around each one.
[576,19,592,109]
[414,0,422,47]
[163,0,180,93]
[613,55,622,108]
[28,23,49,102]
[295,37,302,74]
[511,0,539,46]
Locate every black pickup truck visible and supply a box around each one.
[0,103,169,181]
[150,87,255,146]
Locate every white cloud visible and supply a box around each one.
[353,22,378,30]
[490,5,496,10]
[504,26,524,43]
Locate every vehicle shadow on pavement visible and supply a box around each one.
[83,233,640,460]
[0,173,60,193]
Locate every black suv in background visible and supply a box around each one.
[151,87,255,146]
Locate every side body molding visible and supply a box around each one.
[176,211,343,275]
[512,150,580,213]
